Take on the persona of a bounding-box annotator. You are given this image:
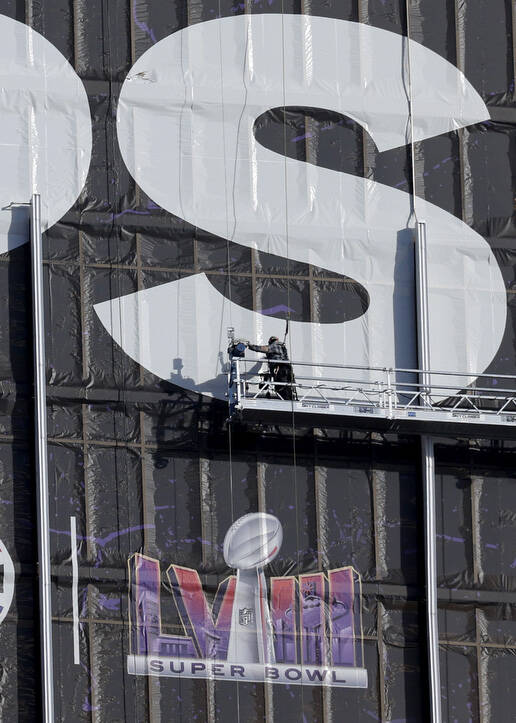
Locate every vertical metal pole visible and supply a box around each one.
[416,221,431,404]
[415,220,442,723]
[386,368,394,419]
[421,435,441,723]
[31,194,55,722]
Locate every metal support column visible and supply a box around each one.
[31,193,55,722]
[416,221,431,404]
[415,220,442,723]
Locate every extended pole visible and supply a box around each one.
[31,193,55,722]
[415,220,442,723]
[416,222,431,405]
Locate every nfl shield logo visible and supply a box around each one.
[302,581,316,597]
[239,607,255,626]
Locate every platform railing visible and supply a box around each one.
[229,357,516,423]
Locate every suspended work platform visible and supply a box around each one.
[228,358,516,436]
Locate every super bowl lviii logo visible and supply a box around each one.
[127,514,367,688]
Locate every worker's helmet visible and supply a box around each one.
[268,336,279,344]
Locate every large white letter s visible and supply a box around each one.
[97,15,506,399]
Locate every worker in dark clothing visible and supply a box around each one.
[247,336,296,400]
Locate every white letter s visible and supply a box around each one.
[97,15,506,398]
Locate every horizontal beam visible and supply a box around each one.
[11,563,516,606]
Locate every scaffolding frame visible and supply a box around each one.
[229,358,516,429]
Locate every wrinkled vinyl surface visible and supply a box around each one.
[105,15,504,398]
[0,2,514,722]
[0,15,91,253]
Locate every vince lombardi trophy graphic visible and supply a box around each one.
[223,513,282,664]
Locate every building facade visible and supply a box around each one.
[0,1,514,720]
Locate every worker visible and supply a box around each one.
[247,336,296,400]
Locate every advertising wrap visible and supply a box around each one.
[0,2,513,721]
